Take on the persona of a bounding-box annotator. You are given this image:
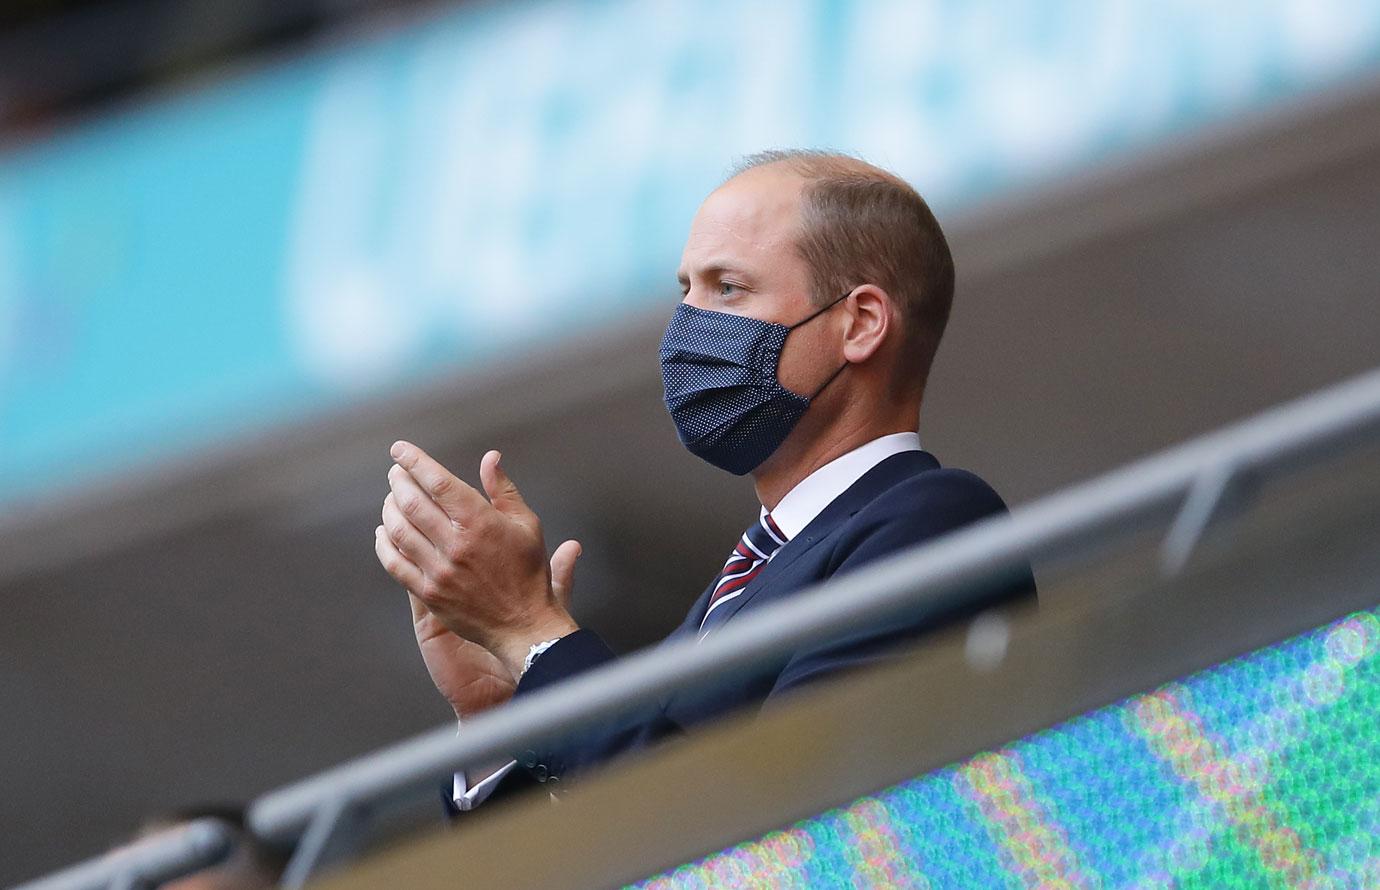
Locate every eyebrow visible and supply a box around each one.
[677,263,752,289]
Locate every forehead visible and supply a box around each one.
[680,166,805,274]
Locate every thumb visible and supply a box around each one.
[479,450,533,521]
[549,539,582,610]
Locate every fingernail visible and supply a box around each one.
[390,442,405,460]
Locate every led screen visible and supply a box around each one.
[634,605,1380,888]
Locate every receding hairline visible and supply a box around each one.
[725,149,914,192]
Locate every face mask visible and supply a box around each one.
[659,294,848,475]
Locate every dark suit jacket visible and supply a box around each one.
[453,450,1035,808]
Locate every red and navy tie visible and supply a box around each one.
[698,510,787,635]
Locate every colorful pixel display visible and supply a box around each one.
[633,606,1380,888]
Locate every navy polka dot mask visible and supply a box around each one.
[659,294,848,475]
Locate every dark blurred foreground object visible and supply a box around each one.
[136,804,286,890]
[0,0,442,140]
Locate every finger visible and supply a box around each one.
[549,539,582,611]
[387,464,456,545]
[381,494,441,572]
[375,525,425,593]
[390,441,489,524]
[479,450,534,523]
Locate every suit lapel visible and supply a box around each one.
[702,450,940,632]
[675,582,718,641]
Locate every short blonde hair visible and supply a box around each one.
[731,150,955,391]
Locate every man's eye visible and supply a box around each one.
[719,282,740,296]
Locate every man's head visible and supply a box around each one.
[678,151,953,398]
[666,151,954,488]
[738,151,953,389]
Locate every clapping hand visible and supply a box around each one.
[374,443,581,698]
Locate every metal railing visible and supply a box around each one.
[13,818,234,890]
[17,364,1380,889]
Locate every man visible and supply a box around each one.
[373,150,1036,810]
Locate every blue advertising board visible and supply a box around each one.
[3,0,1379,505]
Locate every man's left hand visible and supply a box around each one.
[375,442,580,678]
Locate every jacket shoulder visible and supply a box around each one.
[817,464,1013,579]
[770,464,1031,696]
[854,465,1010,529]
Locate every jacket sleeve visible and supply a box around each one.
[766,468,1037,699]
[483,629,686,795]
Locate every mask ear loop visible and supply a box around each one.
[786,290,852,331]
[807,359,848,401]
[785,290,854,401]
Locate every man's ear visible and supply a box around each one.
[841,284,892,364]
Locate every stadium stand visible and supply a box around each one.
[18,365,1380,887]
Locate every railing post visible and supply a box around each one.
[1160,461,1238,577]
[278,796,370,889]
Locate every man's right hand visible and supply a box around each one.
[409,593,517,720]
[384,527,582,721]
[410,598,517,795]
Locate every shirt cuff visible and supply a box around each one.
[452,760,519,811]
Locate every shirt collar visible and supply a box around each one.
[765,431,922,540]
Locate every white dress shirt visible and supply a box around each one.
[452,430,922,809]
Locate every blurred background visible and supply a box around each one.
[3,0,1380,883]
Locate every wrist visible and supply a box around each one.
[493,612,580,679]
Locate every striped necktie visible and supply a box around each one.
[699,510,787,634]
